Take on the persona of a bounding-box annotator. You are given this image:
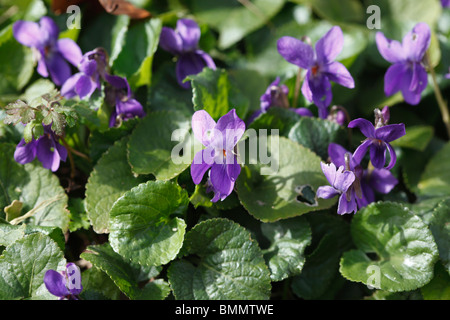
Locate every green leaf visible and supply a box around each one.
[168,218,272,300]
[20,163,69,232]
[189,184,214,209]
[0,0,47,22]
[236,136,336,222]
[339,202,439,292]
[418,141,450,197]
[249,107,301,137]
[291,212,353,299]
[4,100,34,126]
[0,143,69,232]
[0,24,34,93]
[261,216,312,281]
[292,0,365,24]
[0,223,65,251]
[0,233,66,299]
[81,243,170,300]
[109,180,188,266]
[109,15,131,66]
[428,198,450,275]
[421,261,450,300]
[190,0,286,49]
[188,68,249,121]
[112,18,162,89]
[146,63,194,117]
[390,125,434,152]
[127,111,199,180]
[85,137,148,234]
[67,198,90,232]
[288,117,347,160]
[20,79,56,104]
[79,266,122,300]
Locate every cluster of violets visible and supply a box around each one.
[8,9,450,298]
[12,16,146,171]
[187,20,445,214]
[11,16,447,210]
[317,106,404,214]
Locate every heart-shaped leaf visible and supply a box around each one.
[81,243,170,300]
[236,136,336,222]
[85,137,148,234]
[340,202,439,292]
[0,233,66,299]
[168,218,271,300]
[127,111,199,180]
[109,180,188,266]
[261,216,312,281]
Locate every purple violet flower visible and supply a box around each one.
[348,108,405,170]
[442,0,450,7]
[375,23,431,105]
[159,18,216,89]
[316,162,357,215]
[61,48,108,100]
[13,16,82,86]
[105,74,146,127]
[247,77,313,124]
[14,124,67,172]
[191,109,245,202]
[277,26,355,118]
[44,263,83,300]
[260,77,290,113]
[328,143,398,209]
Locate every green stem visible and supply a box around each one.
[426,52,450,139]
[293,67,304,109]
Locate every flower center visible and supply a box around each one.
[372,138,383,145]
[311,65,319,76]
[44,45,52,57]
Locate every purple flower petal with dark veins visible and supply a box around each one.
[159,19,216,88]
[13,16,82,86]
[105,74,146,127]
[349,118,405,169]
[277,26,354,116]
[260,77,290,112]
[36,131,68,172]
[44,270,70,298]
[191,109,245,202]
[316,162,357,215]
[44,263,83,300]
[376,23,430,105]
[327,142,398,210]
[14,138,38,165]
[13,125,67,172]
[61,48,107,99]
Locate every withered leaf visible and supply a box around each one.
[98,0,151,19]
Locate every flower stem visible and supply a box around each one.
[293,67,304,109]
[426,52,450,139]
[60,137,90,181]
